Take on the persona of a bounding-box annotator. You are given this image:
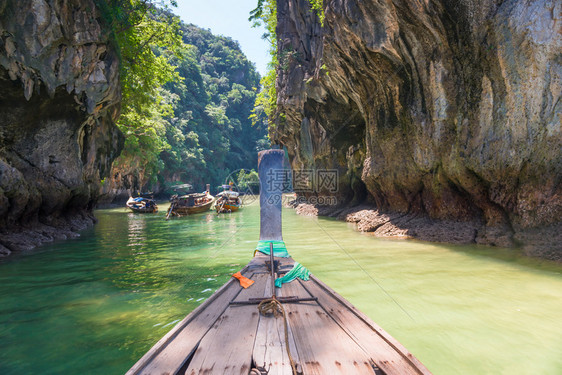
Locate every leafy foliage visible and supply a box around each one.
[97,0,184,186]
[308,0,325,26]
[236,169,259,191]
[249,0,277,133]
[159,23,268,189]
[100,2,269,193]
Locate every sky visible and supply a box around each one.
[173,0,270,76]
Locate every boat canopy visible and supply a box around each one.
[178,192,207,199]
[171,184,194,195]
[217,191,239,198]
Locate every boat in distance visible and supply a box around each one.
[167,184,214,218]
[126,196,158,213]
[215,185,242,213]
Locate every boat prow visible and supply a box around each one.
[127,150,431,374]
[126,251,431,375]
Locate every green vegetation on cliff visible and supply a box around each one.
[249,0,278,131]
[160,23,268,189]
[97,0,182,186]
[100,1,268,195]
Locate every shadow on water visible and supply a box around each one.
[402,238,562,275]
[305,211,562,274]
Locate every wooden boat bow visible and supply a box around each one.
[126,150,431,375]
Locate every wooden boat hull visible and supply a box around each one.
[127,206,158,213]
[126,252,432,375]
[216,203,240,213]
[170,199,214,215]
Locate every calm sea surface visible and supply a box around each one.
[0,199,561,374]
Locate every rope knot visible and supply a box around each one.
[257,297,284,318]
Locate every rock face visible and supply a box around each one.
[0,0,122,255]
[275,0,561,260]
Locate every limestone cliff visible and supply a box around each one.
[0,0,122,256]
[275,0,561,260]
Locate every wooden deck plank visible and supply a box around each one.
[128,254,430,375]
[251,272,301,375]
[127,269,251,375]
[184,273,269,375]
[303,275,432,375]
[281,280,376,375]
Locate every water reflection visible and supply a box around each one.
[0,201,560,375]
[127,213,147,247]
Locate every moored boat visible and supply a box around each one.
[126,196,158,213]
[128,150,431,375]
[215,185,242,213]
[167,184,214,218]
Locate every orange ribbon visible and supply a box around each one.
[232,271,254,289]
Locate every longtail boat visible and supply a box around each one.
[215,185,242,213]
[126,196,158,213]
[128,150,431,375]
[167,184,215,218]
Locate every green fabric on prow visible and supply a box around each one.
[275,262,311,287]
[256,240,290,258]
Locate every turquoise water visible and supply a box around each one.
[0,199,561,374]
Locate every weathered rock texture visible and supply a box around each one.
[0,0,122,255]
[275,0,561,260]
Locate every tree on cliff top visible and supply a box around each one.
[159,22,268,190]
[249,0,277,133]
[98,1,268,194]
[97,0,184,186]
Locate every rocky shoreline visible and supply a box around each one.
[0,212,97,258]
[0,199,137,258]
[291,202,562,262]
